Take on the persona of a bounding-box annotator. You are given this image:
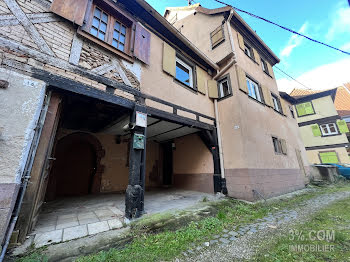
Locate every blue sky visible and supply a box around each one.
[146,0,350,92]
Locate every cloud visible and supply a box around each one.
[340,42,350,51]
[326,3,350,41]
[276,58,350,93]
[280,22,308,58]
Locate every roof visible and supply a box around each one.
[289,88,338,104]
[290,85,350,116]
[164,4,280,65]
[118,0,219,71]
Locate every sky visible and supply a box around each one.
[145,0,350,93]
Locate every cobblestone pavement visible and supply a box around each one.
[177,190,350,262]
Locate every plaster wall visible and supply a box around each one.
[299,125,349,148]
[172,12,231,64]
[173,133,214,193]
[0,68,46,249]
[141,30,215,118]
[295,96,338,123]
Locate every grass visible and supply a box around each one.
[254,195,350,261]
[17,183,350,262]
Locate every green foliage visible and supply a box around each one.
[16,252,48,262]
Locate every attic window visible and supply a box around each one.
[210,25,225,49]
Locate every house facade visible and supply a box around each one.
[165,4,309,201]
[291,86,350,163]
[0,0,224,253]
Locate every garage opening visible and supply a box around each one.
[18,89,218,247]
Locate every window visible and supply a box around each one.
[87,5,131,55]
[272,137,287,155]
[319,152,339,164]
[175,57,194,88]
[295,102,315,117]
[271,94,281,113]
[218,75,232,99]
[261,58,269,74]
[210,25,225,49]
[320,123,338,136]
[289,105,295,118]
[90,7,108,41]
[244,43,253,59]
[272,137,282,154]
[112,21,127,52]
[246,77,262,102]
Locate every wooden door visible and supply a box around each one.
[49,135,97,197]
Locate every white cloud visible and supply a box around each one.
[280,22,308,58]
[276,58,350,93]
[326,3,350,41]
[340,42,350,51]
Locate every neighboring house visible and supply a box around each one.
[0,0,221,253]
[290,88,350,164]
[165,5,309,201]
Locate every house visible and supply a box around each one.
[164,4,309,200]
[290,83,350,163]
[0,0,222,253]
[290,88,350,164]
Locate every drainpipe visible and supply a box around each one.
[209,9,236,195]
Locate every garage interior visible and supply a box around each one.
[18,89,216,246]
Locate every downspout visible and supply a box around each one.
[211,9,236,195]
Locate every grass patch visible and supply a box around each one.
[254,196,350,261]
[16,252,48,262]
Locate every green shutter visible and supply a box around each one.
[304,102,314,114]
[311,124,321,137]
[296,102,314,116]
[337,120,349,133]
[319,152,339,164]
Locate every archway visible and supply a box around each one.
[46,132,105,200]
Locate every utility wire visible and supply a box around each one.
[274,66,313,90]
[212,0,350,56]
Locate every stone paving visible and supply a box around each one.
[179,190,350,261]
[30,189,215,248]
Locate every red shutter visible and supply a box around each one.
[50,0,89,26]
[134,23,151,65]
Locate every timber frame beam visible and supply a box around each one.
[28,67,215,130]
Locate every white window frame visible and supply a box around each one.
[244,44,252,58]
[218,78,231,98]
[246,77,261,102]
[271,95,280,112]
[320,123,338,136]
[175,57,193,88]
[261,58,268,74]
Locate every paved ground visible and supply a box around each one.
[29,189,214,248]
[177,190,350,262]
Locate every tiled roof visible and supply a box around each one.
[290,88,323,98]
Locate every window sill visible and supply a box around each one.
[296,112,316,118]
[211,39,225,50]
[321,133,342,138]
[263,70,273,79]
[273,108,286,117]
[77,28,134,63]
[173,78,198,94]
[246,92,265,106]
[218,93,233,101]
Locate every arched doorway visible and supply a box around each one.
[46,132,104,200]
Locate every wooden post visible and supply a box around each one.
[125,102,147,219]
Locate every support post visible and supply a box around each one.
[125,102,147,219]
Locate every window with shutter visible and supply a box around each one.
[78,2,136,61]
[217,74,232,99]
[319,152,339,164]
[261,58,269,74]
[271,94,282,113]
[246,77,262,102]
[210,25,225,49]
[272,137,286,155]
[320,123,339,136]
[295,102,315,117]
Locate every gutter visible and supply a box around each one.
[135,0,219,71]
